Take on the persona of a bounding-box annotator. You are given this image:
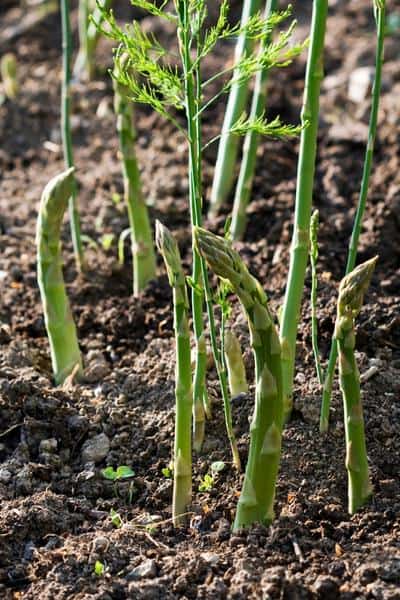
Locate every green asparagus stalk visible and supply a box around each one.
[320,0,385,432]
[0,53,18,99]
[279,0,328,419]
[230,0,278,241]
[335,257,377,514]
[224,328,249,397]
[113,59,156,297]
[194,227,284,529]
[74,0,112,81]
[208,0,262,217]
[36,168,83,385]
[310,210,323,384]
[60,0,84,271]
[156,221,192,525]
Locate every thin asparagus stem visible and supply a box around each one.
[224,328,249,397]
[113,59,156,297]
[335,257,377,513]
[310,210,323,385]
[194,227,284,529]
[60,0,84,271]
[208,0,262,217]
[74,0,112,80]
[230,0,278,241]
[320,0,385,432]
[36,168,83,385]
[156,221,192,525]
[279,0,328,420]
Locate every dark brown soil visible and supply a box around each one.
[1,1,400,598]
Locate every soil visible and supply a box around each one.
[1,0,400,598]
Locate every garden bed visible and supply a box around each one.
[0,0,399,598]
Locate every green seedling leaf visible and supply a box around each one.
[101,233,115,251]
[101,466,118,481]
[110,508,123,528]
[198,473,214,492]
[210,460,225,474]
[161,466,172,478]
[94,560,105,576]
[115,465,135,479]
[112,192,121,204]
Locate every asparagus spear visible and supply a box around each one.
[224,328,248,397]
[194,227,284,529]
[156,221,192,526]
[335,257,377,514]
[113,57,156,297]
[0,53,18,99]
[36,168,83,385]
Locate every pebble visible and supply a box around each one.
[127,559,157,580]
[348,66,375,103]
[39,438,58,453]
[313,575,339,599]
[81,433,110,464]
[0,468,12,484]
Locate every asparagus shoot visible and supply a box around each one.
[195,227,284,529]
[335,257,377,513]
[36,168,83,385]
[279,0,328,420]
[224,328,249,397]
[310,210,323,384]
[113,58,156,297]
[320,0,385,432]
[156,221,192,525]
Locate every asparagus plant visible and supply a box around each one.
[309,210,323,384]
[279,0,328,420]
[0,53,18,99]
[208,0,261,217]
[60,0,84,270]
[195,227,284,530]
[320,0,385,432]
[74,0,112,81]
[113,57,156,296]
[224,328,249,397]
[155,221,192,525]
[230,0,278,240]
[37,168,83,385]
[335,257,377,513]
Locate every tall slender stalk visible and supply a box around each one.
[156,222,192,525]
[320,0,385,432]
[113,60,156,297]
[177,1,240,467]
[37,168,83,385]
[60,0,84,271]
[74,0,112,80]
[335,257,377,513]
[230,0,278,241]
[279,0,328,419]
[208,0,262,217]
[195,227,284,530]
[310,210,323,384]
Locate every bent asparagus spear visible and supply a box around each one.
[37,168,83,385]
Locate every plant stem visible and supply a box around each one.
[156,222,192,525]
[208,0,262,217]
[320,0,385,432]
[177,2,240,467]
[74,0,112,80]
[60,0,84,271]
[194,228,284,529]
[279,0,328,420]
[230,0,278,241]
[37,168,83,385]
[224,328,249,397]
[335,257,377,513]
[113,61,156,297]
[310,210,323,385]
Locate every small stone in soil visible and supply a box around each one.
[81,433,110,464]
[127,559,157,580]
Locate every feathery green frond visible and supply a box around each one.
[230,112,302,138]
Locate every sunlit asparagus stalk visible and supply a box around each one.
[156,221,192,526]
[195,227,284,529]
[224,328,248,397]
[60,0,84,271]
[279,0,328,419]
[74,0,112,80]
[320,0,385,432]
[230,0,278,241]
[37,168,83,385]
[310,210,323,384]
[208,0,262,217]
[0,53,18,99]
[335,257,377,514]
[113,59,156,297]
